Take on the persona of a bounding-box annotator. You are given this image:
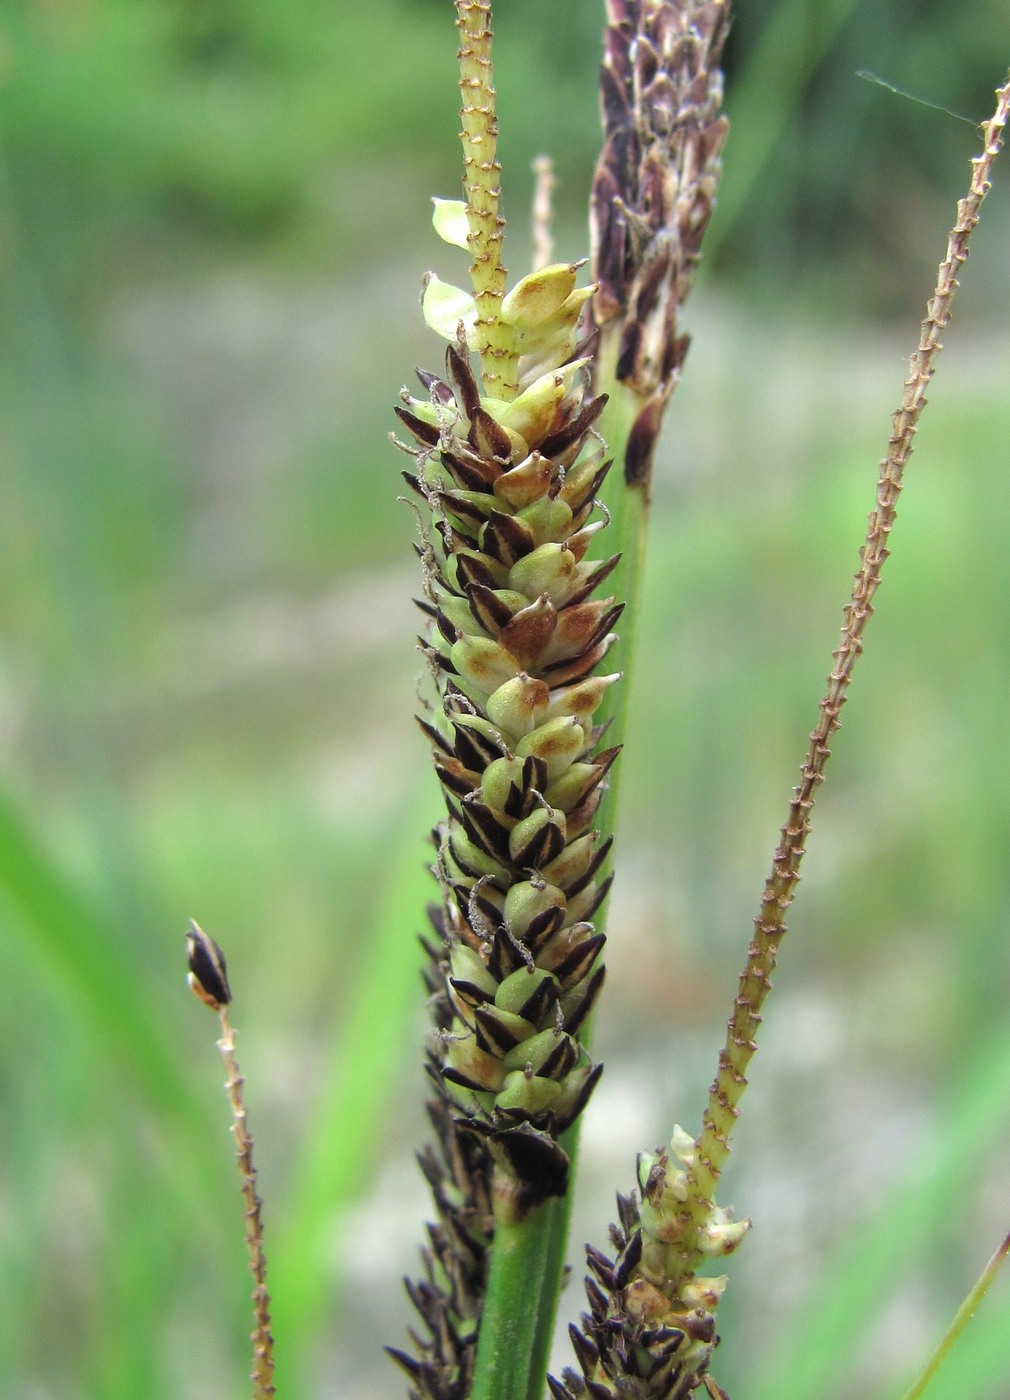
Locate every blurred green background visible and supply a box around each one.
[2,1,1010,1397]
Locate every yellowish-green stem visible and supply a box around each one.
[455,0,517,399]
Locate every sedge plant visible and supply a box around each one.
[185,3,1010,1397]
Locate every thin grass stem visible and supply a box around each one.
[216,1007,276,1400]
[898,1227,1010,1400]
[186,923,275,1399]
[676,67,1010,1278]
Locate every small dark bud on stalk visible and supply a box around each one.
[185,924,275,1400]
[186,920,232,1010]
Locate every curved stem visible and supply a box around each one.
[675,68,1010,1279]
[898,1227,1010,1400]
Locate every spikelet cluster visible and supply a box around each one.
[388,198,620,1398]
[395,206,619,1206]
[550,1129,748,1400]
[592,0,730,485]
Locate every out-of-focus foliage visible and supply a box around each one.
[1,2,1009,1398]
[2,0,1005,296]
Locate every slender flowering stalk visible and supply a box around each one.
[675,65,1010,1277]
[457,0,516,398]
[899,1225,1010,1400]
[389,4,621,1394]
[186,922,276,1400]
[554,63,1010,1400]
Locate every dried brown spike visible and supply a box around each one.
[185,920,231,1009]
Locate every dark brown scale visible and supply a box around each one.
[479,510,538,568]
[511,817,566,870]
[465,583,516,633]
[459,800,512,864]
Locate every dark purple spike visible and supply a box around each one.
[538,1034,578,1081]
[547,1377,573,1400]
[437,491,488,530]
[185,923,231,1009]
[612,1225,643,1288]
[573,873,614,925]
[616,1191,639,1238]
[643,1323,688,1359]
[441,446,499,493]
[404,1273,439,1323]
[541,637,615,688]
[488,1123,569,1204]
[417,638,453,674]
[432,609,459,645]
[503,780,528,821]
[385,1345,424,1381]
[625,393,665,489]
[584,602,624,653]
[434,760,478,801]
[446,342,481,421]
[442,1064,491,1094]
[472,887,505,931]
[569,1323,599,1375]
[436,518,479,555]
[585,1244,618,1291]
[523,753,549,797]
[414,366,451,399]
[451,720,506,771]
[584,1276,609,1320]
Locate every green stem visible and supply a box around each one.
[469,1190,555,1400]
[675,67,1010,1282]
[523,1120,585,1398]
[898,1228,1010,1400]
[467,326,652,1400]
